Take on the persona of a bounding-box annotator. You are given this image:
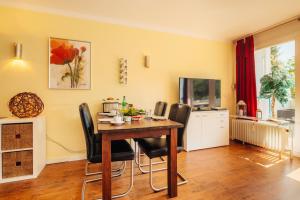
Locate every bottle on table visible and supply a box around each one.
[122,96,127,109]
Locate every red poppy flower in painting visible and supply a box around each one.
[50,38,88,88]
[80,46,86,53]
[50,40,77,64]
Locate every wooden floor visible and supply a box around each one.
[1,142,300,200]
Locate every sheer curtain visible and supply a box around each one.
[255,48,271,119]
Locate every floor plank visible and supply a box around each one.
[0,142,300,200]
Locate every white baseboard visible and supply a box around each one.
[46,154,86,164]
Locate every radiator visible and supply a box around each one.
[231,118,291,155]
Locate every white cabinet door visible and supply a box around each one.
[216,112,229,146]
[184,111,229,151]
[185,112,202,151]
[200,111,229,148]
[201,112,220,149]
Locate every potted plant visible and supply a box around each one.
[259,65,293,119]
[122,108,146,121]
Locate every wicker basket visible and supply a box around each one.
[8,92,44,118]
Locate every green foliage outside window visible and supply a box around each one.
[259,46,294,118]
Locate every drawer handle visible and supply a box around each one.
[16,161,22,166]
[16,133,21,139]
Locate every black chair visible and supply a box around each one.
[137,103,191,192]
[134,101,168,168]
[153,101,168,116]
[79,103,135,199]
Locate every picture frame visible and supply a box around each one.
[49,37,91,89]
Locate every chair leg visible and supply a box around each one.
[149,158,188,192]
[82,160,134,200]
[134,141,148,165]
[109,160,134,199]
[82,176,102,200]
[137,147,167,174]
[111,161,127,177]
[135,141,165,166]
[134,141,139,165]
[85,161,126,176]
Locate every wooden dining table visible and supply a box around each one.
[97,116,183,200]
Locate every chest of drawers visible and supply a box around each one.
[0,117,46,183]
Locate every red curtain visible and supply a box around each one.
[236,36,257,117]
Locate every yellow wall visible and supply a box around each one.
[0,6,234,162]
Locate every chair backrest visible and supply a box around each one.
[154,101,168,116]
[168,104,178,121]
[79,103,96,160]
[168,103,191,147]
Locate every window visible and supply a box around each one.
[255,41,295,121]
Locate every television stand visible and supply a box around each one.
[183,109,229,151]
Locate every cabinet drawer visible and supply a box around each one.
[2,150,33,178]
[1,123,33,150]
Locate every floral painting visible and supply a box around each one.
[49,38,91,89]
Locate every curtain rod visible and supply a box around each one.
[233,15,300,42]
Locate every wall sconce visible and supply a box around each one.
[144,55,150,68]
[14,43,23,59]
[120,58,128,84]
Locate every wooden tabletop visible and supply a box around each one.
[97,119,183,133]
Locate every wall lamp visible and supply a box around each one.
[14,43,23,59]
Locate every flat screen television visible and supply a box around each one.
[179,78,221,108]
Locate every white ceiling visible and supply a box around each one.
[1,0,300,41]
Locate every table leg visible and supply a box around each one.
[102,133,111,200]
[167,128,178,197]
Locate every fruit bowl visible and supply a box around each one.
[131,115,143,121]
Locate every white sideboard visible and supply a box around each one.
[0,116,46,183]
[184,110,229,151]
